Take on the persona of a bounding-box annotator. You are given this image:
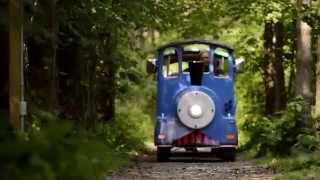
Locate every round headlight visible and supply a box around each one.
[189,104,202,118]
[177,91,215,129]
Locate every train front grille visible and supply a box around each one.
[174,131,219,147]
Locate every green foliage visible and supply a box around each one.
[97,102,153,152]
[275,167,320,180]
[234,71,265,147]
[267,152,320,172]
[0,112,131,180]
[265,152,320,180]
[3,0,319,178]
[242,98,305,156]
[240,92,320,157]
[293,129,320,153]
[0,110,13,141]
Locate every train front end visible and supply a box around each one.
[147,40,242,162]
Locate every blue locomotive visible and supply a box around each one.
[147,40,243,161]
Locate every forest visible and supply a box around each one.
[0,0,320,179]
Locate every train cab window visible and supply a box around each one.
[182,44,210,74]
[214,48,229,77]
[163,48,179,78]
[183,44,210,85]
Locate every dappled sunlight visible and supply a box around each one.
[1,0,319,179]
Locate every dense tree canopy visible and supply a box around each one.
[0,0,320,179]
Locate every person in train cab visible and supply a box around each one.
[214,60,224,76]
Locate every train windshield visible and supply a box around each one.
[162,45,230,80]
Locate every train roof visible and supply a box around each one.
[157,39,234,52]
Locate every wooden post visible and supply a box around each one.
[9,0,23,130]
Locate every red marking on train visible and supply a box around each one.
[174,131,218,146]
[191,132,195,144]
[177,139,181,146]
[195,131,198,143]
[183,136,188,145]
[202,133,204,143]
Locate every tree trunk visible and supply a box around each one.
[274,22,286,111]
[56,43,82,120]
[0,2,9,112]
[9,0,23,130]
[295,17,312,126]
[97,33,115,122]
[263,21,276,115]
[0,32,9,110]
[103,60,115,121]
[263,21,287,115]
[315,36,320,118]
[39,0,59,113]
[84,56,97,128]
[48,0,58,113]
[26,0,59,113]
[0,1,10,127]
[287,61,295,98]
[77,46,98,128]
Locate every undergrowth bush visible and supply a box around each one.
[0,111,132,180]
[0,58,155,179]
[268,151,320,172]
[265,151,320,180]
[96,102,153,152]
[241,95,320,179]
[241,98,318,156]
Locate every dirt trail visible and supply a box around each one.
[107,155,277,180]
